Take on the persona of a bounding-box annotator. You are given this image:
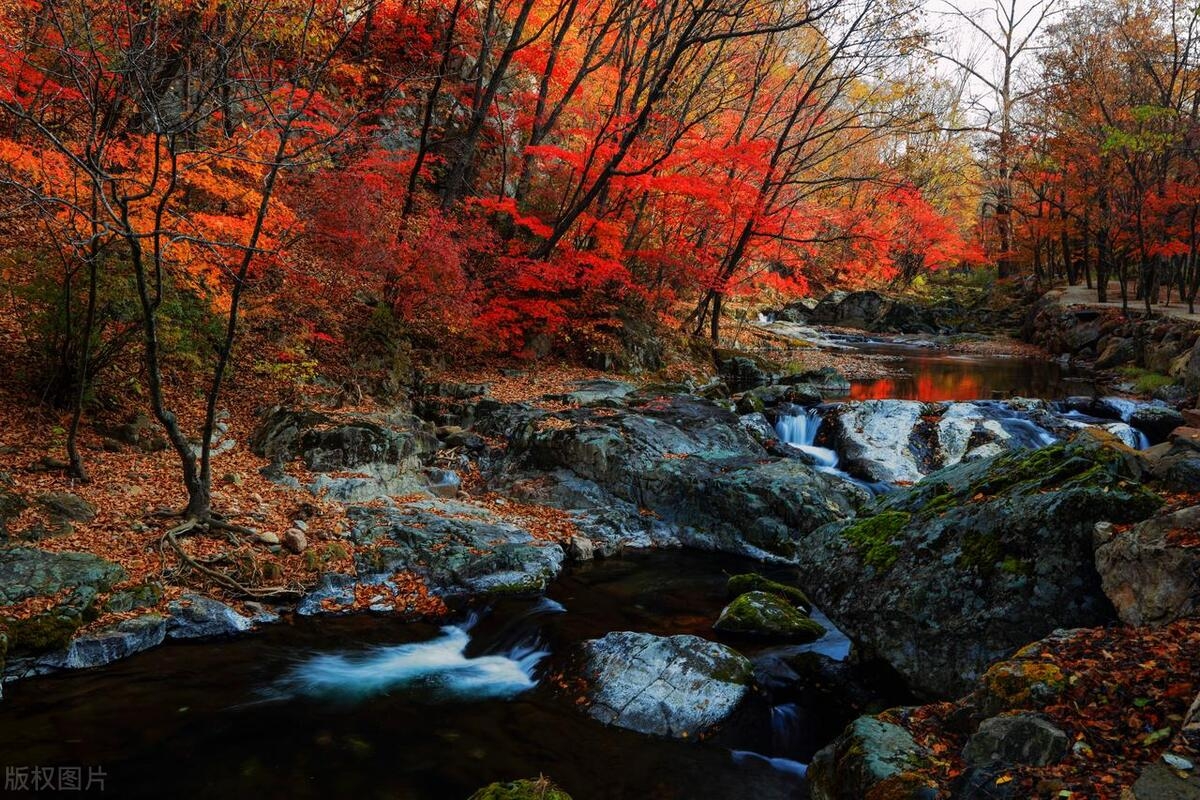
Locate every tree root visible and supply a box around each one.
[156,516,301,601]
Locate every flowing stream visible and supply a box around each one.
[0,552,886,800]
[0,341,1150,800]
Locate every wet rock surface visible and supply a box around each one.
[580,631,753,739]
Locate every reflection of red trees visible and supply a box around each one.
[850,374,985,402]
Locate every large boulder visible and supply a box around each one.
[808,716,933,800]
[831,400,927,483]
[833,400,1062,485]
[0,547,125,658]
[252,407,438,501]
[298,499,565,615]
[795,440,1162,697]
[1095,505,1200,626]
[484,396,860,559]
[580,631,753,739]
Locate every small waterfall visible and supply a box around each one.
[770,703,803,756]
[272,621,548,703]
[774,409,839,470]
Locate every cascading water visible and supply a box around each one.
[774,409,839,471]
[271,616,549,703]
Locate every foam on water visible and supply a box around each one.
[273,624,548,703]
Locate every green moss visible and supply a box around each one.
[726,573,812,609]
[920,490,959,517]
[715,591,826,642]
[842,512,910,571]
[999,555,1033,576]
[3,612,82,653]
[468,778,573,800]
[1119,367,1176,393]
[958,531,1001,573]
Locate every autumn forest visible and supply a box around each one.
[2,1,1200,799]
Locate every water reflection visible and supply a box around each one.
[836,343,1091,402]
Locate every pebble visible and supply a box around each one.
[292,519,308,532]
[255,532,280,546]
[283,528,308,554]
[1163,753,1194,771]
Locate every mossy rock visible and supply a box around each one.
[103,582,165,613]
[714,591,826,642]
[972,659,1067,717]
[841,512,910,571]
[726,573,812,610]
[3,610,84,653]
[468,778,572,800]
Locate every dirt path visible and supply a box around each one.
[1050,283,1200,322]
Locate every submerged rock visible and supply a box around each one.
[713,591,825,642]
[795,440,1162,697]
[581,631,752,739]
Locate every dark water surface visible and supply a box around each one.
[833,339,1095,402]
[0,552,894,800]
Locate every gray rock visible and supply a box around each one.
[299,499,565,614]
[1131,763,1200,799]
[1096,505,1200,626]
[0,547,125,655]
[832,400,926,483]
[166,594,254,639]
[425,468,462,499]
[567,536,595,561]
[253,407,438,502]
[581,631,752,738]
[283,528,308,554]
[716,354,772,393]
[483,396,858,559]
[65,614,167,669]
[37,492,96,523]
[1096,337,1138,370]
[808,716,928,800]
[795,441,1163,697]
[559,379,636,406]
[1131,405,1187,442]
[964,714,1069,767]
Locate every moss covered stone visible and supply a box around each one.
[726,573,812,610]
[103,582,164,613]
[714,591,826,642]
[841,511,911,571]
[4,611,83,653]
[468,778,572,800]
[973,659,1067,717]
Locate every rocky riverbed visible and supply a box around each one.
[3,328,1200,799]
